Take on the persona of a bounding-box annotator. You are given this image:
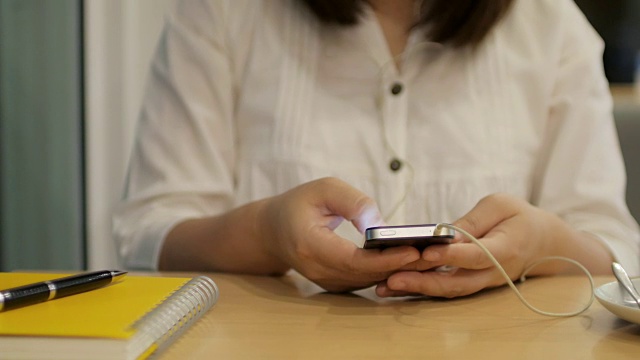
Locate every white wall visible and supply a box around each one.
[84,0,176,269]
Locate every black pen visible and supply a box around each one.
[0,270,127,312]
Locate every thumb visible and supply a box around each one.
[311,178,385,233]
[453,194,519,239]
[351,203,385,234]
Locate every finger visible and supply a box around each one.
[300,245,420,292]
[386,268,499,298]
[308,178,385,233]
[421,237,511,271]
[306,226,420,280]
[375,280,422,297]
[453,193,520,238]
[400,258,441,272]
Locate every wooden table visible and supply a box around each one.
[158,273,640,359]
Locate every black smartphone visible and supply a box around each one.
[364,224,455,250]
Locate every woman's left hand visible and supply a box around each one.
[375,193,612,298]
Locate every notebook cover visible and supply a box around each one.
[0,273,190,339]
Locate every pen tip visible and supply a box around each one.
[111,270,128,282]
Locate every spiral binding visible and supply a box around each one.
[127,276,219,358]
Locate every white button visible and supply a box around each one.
[380,230,396,236]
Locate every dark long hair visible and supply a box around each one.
[299,0,514,47]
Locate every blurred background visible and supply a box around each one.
[0,0,638,271]
[575,0,640,83]
[0,0,175,271]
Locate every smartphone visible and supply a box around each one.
[364,224,455,250]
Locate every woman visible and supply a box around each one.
[114,0,640,297]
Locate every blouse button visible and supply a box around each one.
[389,158,402,172]
[390,82,403,95]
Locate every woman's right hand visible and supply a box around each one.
[259,177,421,292]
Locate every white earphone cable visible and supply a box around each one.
[435,223,595,317]
[355,17,594,316]
[374,42,436,222]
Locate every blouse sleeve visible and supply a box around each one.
[113,0,242,270]
[532,0,640,274]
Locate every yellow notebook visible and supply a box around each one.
[0,272,219,360]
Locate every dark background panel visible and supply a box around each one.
[575,0,640,83]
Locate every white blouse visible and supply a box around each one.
[114,0,640,274]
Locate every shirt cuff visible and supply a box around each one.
[120,216,195,271]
